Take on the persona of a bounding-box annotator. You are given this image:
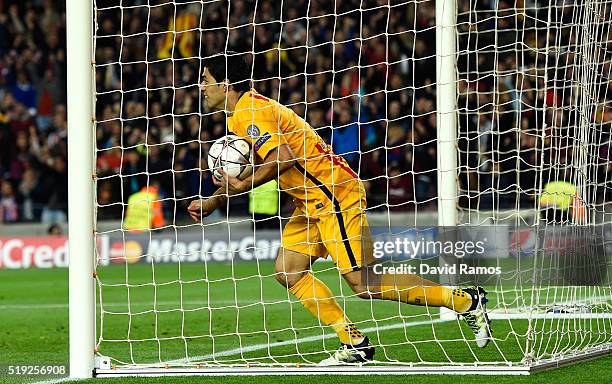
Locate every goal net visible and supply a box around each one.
[88,0,612,375]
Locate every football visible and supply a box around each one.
[207,134,253,181]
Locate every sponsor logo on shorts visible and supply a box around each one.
[254,132,271,150]
[246,124,260,138]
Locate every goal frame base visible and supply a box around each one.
[92,344,610,377]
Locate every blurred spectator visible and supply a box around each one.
[123,181,166,231]
[387,166,414,211]
[249,180,280,231]
[331,105,360,170]
[11,71,36,111]
[18,168,43,221]
[0,177,18,222]
[47,223,63,236]
[40,156,68,224]
[34,67,65,132]
[386,124,406,165]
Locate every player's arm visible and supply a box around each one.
[213,143,296,195]
[187,186,226,222]
[187,145,295,222]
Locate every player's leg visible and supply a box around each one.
[343,267,491,347]
[324,182,477,311]
[279,210,370,353]
[343,266,475,313]
[321,182,491,347]
[320,208,467,310]
[303,186,382,365]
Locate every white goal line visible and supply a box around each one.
[0,298,366,310]
[7,293,609,311]
[161,305,612,366]
[167,317,449,365]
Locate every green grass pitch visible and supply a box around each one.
[0,262,610,384]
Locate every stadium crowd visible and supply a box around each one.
[0,0,67,223]
[1,0,610,223]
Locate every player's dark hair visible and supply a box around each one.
[202,52,252,93]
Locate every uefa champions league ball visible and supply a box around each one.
[207,135,253,181]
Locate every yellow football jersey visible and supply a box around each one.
[227,89,359,215]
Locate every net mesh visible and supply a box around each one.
[91,0,612,369]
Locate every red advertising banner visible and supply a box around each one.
[0,236,69,269]
[0,230,282,269]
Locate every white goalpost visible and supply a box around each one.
[67,0,95,378]
[67,0,612,378]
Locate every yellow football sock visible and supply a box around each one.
[289,272,365,345]
[330,320,366,346]
[379,274,473,313]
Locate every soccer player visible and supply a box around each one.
[188,53,492,364]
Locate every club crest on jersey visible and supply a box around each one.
[254,132,271,150]
[247,124,260,138]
